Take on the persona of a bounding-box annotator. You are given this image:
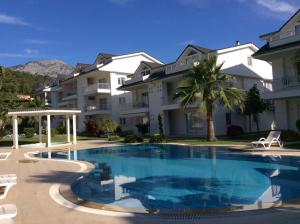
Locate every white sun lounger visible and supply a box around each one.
[252,131,283,150]
[0,175,16,180]
[0,179,17,200]
[0,153,11,161]
[0,204,17,220]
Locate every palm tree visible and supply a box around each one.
[174,55,245,141]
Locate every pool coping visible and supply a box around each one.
[24,143,300,218]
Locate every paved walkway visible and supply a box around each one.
[1,141,300,224]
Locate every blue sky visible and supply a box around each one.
[0,0,299,67]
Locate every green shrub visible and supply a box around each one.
[136,123,149,136]
[123,135,144,143]
[108,135,120,141]
[51,128,57,138]
[57,123,66,134]
[296,119,300,132]
[227,125,244,138]
[281,130,300,142]
[149,133,165,143]
[119,130,134,137]
[24,128,35,138]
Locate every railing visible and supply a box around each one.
[120,102,149,111]
[85,104,111,112]
[85,83,110,93]
[97,83,110,89]
[63,92,77,98]
[162,96,179,105]
[272,75,300,91]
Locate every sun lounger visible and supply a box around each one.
[252,131,283,149]
[0,179,17,200]
[0,204,17,220]
[0,175,16,181]
[0,153,11,161]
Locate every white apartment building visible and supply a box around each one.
[46,52,163,132]
[119,43,274,137]
[253,9,300,132]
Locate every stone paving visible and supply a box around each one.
[1,140,300,224]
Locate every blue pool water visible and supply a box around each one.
[35,144,300,212]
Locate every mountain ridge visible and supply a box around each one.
[10,59,74,78]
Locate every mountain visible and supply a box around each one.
[10,59,74,78]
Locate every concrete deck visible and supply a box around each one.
[1,140,300,224]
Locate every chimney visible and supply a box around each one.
[236,41,240,46]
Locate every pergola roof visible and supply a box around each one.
[7,108,81,116]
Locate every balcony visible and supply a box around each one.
[84,83,111,95]
[62,92,77,101]
[120,102,149,115]
[84,104,111,115]
[161,95,198,110]
[263,75,300,100]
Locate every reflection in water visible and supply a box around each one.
[34,144,300,212]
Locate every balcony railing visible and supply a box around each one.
[85,83,110,94]
[162,96,179,105]
[120,102,149,111]
[85,104,111,112]
[272,75,300,91]
[63,92,77,98]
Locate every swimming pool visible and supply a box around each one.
[35,144,300,213]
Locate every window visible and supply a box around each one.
[141,69,150,76]
[295,24,300,35]
[87,78,94,86]
[98,78,106,83]
[186,112,204,134]
[118,77,125,85]
[120,118,126,125]
[99,98,108,110]
[247,56,253,66]
[119,97,126,105]
[226,112,232,125]
[296,61,300,79]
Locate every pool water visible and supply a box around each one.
[36,144,300,212]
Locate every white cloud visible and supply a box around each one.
[24,49,39,55]
[179,40,196,46]
[0,13,30,26]
[24,39,52,45]
[255,0,297,13]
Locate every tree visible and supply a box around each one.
[174,55,245,141]
[244,84,269,132]
[158,114,164,137]
[98,119,118,138]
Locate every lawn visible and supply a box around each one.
[0,134,103,147]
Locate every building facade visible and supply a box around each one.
[46,52,163,132]
[120,43,274,137]
[253,10,300,132]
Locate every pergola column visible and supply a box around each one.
[66,115,71,143]
[12,115,18,149]
[47,114,51,147]
[38,116,42,143]
[72,114,77,144]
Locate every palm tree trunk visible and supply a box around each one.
[248,115,252,133]
[206,104,216,141]
[254,114,260,133]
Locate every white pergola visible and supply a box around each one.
[7,109,81,149]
